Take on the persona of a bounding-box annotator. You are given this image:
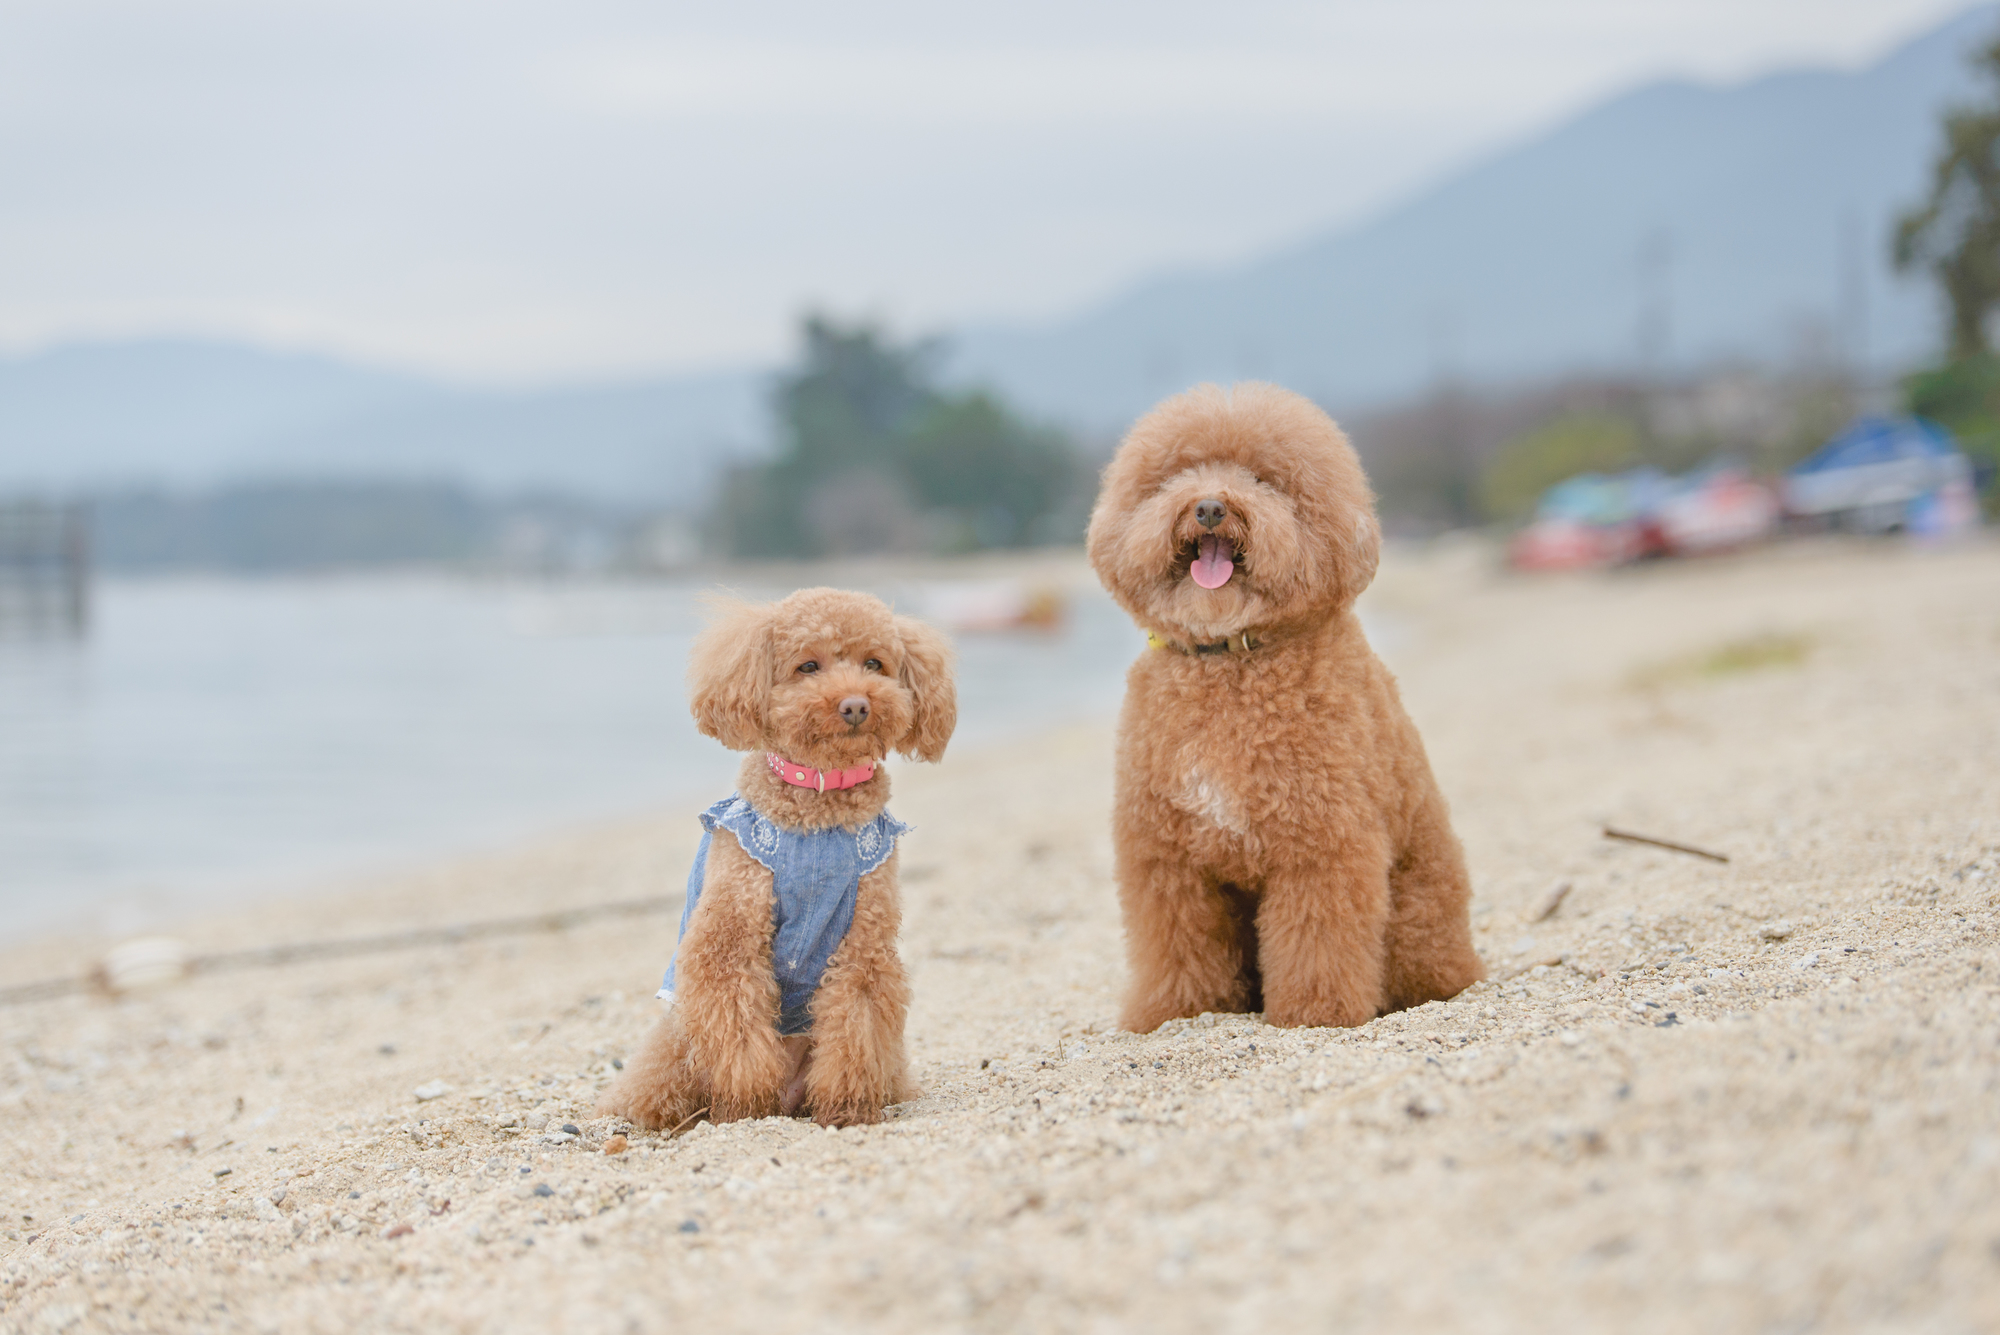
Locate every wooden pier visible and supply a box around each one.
[0,501,90,637]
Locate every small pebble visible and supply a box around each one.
[1759,921,1794,942]
[268,1188,286,1206]
[213,1167,232,1179]
[413,1080,451,1102]
[602,1135,629,1156]
[381,1222,413,1239]
[533,1183,553,1198]
[561,1123,580,1136]
[678,1219,701,1233]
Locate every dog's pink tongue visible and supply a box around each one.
[1191,534,1234,589]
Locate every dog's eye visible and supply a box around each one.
[797,661,819,674]
[863,658,883,672]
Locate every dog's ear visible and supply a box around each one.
[687,598,773,752]
[891,614,957,762]
[1336,509,1382,607]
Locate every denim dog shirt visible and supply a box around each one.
[659,794,910,1034]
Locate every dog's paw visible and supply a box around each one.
[594,1077,704,1132]
[709,1093,781,1124]
[1263,998,1374,1029]
[811,1100,883,1129]
[1119,999,1192,1034]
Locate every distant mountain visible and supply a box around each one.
[944,5,1998,433]
[0,339,769,502]
[4,7,1991,495]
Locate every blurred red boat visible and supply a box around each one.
[1655,468,1779,554]
[1509,464,1777,570]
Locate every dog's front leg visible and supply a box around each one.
[1256,850,1390,1029]
[803,854,912,1127]
[1116,840,1256,1033]
[674,831,789,1122]
[598,1003,707,1130]
[1381,788,1486,1010]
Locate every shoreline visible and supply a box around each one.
[0,718,1089,1013]
[0,550,1133,954]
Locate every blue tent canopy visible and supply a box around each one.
[1784,415,1970,521]
[1789,416,1957,476]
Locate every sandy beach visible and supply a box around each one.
[2,536,1997,1333]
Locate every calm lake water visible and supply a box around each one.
[0,572,1145,942]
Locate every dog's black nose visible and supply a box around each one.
[1195,499,1226,529]
[839,695,870,727]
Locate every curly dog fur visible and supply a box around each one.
[1087,382,1484,1033]
[598,588,956,1128]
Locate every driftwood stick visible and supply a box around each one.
[0,894,680,1009]
[1602,825,1729,863]
[185,896,678,976]
[1528,881,1572,923]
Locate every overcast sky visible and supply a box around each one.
[0,0,1977,383]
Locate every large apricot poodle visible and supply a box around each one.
[1087,383,1484,1032]
[598,588,956,1129]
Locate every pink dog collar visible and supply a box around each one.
[767,752,877,793]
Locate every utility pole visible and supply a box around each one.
[1839,209,1879,411]
[1636,229,1673,379]
[1427,305,1477,527]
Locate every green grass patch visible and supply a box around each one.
[1631,631,1814,688]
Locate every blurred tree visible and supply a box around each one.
[1895,36,2000,358]
[1891,32,2000,518]
[718,316,1084,557]
[902,393,1077,551]
[1903,355,2000,515]
[775,316,937,477]
[1479,412,1643,521]
[1904,352,2000,426]
[717,317,933,558]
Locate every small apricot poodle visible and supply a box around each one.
[1086,382,1484,1032]
[598,588,956,1129]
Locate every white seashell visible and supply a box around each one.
[99,937,189,994]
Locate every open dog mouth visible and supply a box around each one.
[1183,534,1241,589]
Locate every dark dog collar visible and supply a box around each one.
[1147,630,1262,655]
